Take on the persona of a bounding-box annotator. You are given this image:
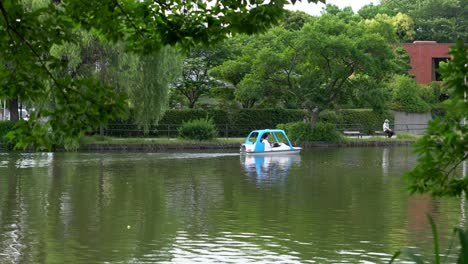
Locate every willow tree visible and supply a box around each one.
[132,47,182,133]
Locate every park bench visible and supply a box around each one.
[343,130,363,138]
[374,131,386,137]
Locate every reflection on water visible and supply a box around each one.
[0,148,465,263]
[241,154,301,183]
[0,152,54,168]
[382,148,389,177]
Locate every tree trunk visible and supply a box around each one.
[8,98,19,121]
[308,107,320,128]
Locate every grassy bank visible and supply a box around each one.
[80,136,246,145]
[81,132,419,145]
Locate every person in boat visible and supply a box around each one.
[383,119,395,138]
[260,133,272,150]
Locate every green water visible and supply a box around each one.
[0,147,465,263]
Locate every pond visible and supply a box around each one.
[0,147,465,263]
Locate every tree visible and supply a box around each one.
[297,13,395,120]
[132,47,182,133]
[388,75,431,113]
[173,44,229,108]
[363,0,467,43]
[405,41,467,197]
[0,0,323,149]
[281,10,312,31]
[211,27,304,108]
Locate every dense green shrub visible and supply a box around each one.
[310,122,342,142]
[277,122,312,144]
[0,121,16,150]
[277,121,342,143]
[319,110,344,124]
[419,81,442,105]
[389,75,431,113]
[178,118,218,141]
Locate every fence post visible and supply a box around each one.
[225,124,228,139]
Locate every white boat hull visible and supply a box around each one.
[240,147,302,155]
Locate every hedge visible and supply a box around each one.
[230,109,307,134]
[106,109,307,137]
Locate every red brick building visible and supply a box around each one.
[401,41,453,84]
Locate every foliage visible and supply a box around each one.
[178,118,218,141]
[1,0,322,150]
[347,74,391,113]
[318,110,344,124]
[363,13,415,42]
[393,132,419,140]
[405,41,467,197]
[391,47,412,76]
[298,11,396,115]
[277,122,312,144]
[107,108,305,137]
[419,82,443,106]
[159,109,215,125]
[132,47,182,134]
[230,109,307,132]
[310,122,342,142]
[389,75,431,113]
[0,121,16,150]
[277,121,342,142]
[0,0,127,150]
[281,10,312,31]
[234,73,265,108]
[361,0,467,43]
[212,6,401,112]
[173,44,230,108]
[212,26,305,108]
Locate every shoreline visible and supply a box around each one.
[78,140,415,152]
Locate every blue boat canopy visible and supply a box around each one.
[242,129,298,153]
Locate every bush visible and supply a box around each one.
[178,118,218,141]
[389,75,431,113]
[419,81,441,105]
[310,122,342,142]
[319,110,343,124]
[0,121,16,150]
[277,121,342,143]
[277,122,312,144]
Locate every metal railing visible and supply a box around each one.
[102,123,254,138]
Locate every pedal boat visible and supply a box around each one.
[240,129,302,155]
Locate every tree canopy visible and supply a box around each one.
[0,0,322,149]
[360,0,467,43]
